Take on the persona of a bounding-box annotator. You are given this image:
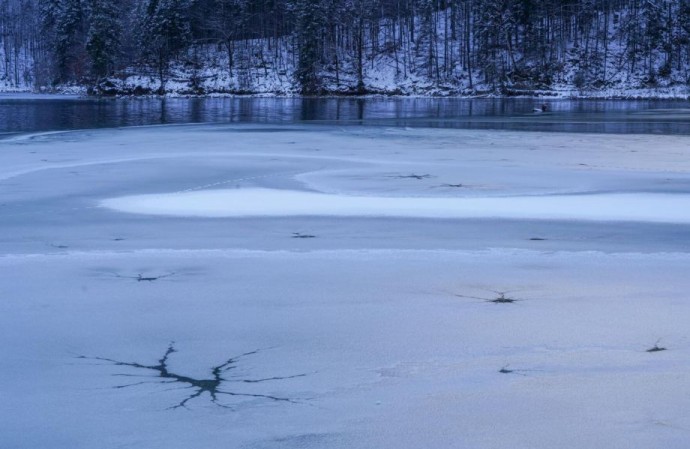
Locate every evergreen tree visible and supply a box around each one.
[39,0,61,47]
[292,0,326,94]
[86,0,121,79]
[53,0,87,83]
[141,0,191,93]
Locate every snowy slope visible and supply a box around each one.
[4,4,690,99]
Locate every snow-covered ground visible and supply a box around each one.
[2,124,690,448]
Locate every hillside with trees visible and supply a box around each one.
[2,0,690,96]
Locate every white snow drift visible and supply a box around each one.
[102,188,690,224]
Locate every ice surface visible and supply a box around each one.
[2,124,690,449]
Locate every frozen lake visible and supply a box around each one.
[2,111,690,448]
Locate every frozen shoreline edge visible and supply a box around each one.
[3,91,690,100]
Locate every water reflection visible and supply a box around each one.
[1,96,690,136]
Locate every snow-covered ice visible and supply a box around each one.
[2,124,690,449]
[102,188,690,224]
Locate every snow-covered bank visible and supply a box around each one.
[76,79,690,99]
[0,92,84,100]
[4,77,690,99]
[2,125,690,449]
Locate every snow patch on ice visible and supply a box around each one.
[101,188,690,224]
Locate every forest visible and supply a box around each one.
[1,0,690,95]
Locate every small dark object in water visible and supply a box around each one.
[114,272,176,282]
[529,238,547,241]
[443,183,464,188]
[499,365,513,374]
[394,174,433,180]
[647,340,667,353]
[292,233,316,239]
[137,274,160,282]
[455,290,523,304]
[489,293,518,304]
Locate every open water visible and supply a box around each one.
[2,95,690,137]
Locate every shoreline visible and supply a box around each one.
[2,89,690,101]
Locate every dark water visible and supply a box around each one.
[2,95,690,137]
